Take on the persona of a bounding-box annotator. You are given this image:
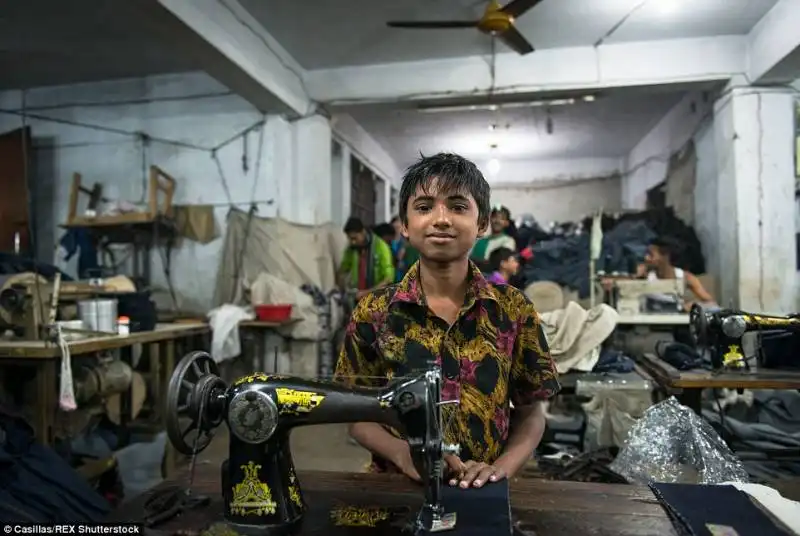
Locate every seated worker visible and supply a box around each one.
[470,206,517,267]
[486,247,520,286]
[335,152,560,489]
[338,217,395,299]
[638,236,715,309]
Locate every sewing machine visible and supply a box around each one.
[689,304,800,369]
[0,272,121,340]
[164,351,460,536]
[612,279,686,316]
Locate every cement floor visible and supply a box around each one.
[196,424,370,472]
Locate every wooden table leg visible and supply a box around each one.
[677,388,703,414]
[163,339,177,477]
[149,341,161,423]
[34,360,57,445]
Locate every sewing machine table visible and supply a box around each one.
[109,465,677,536]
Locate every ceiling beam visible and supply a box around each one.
[305,36,746,105]
[747,0,800,83]
[129,0,312,116]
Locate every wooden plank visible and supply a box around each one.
[239,319,299,329]
[635,353,800,390]
[0,323,209,359]
[108,468,676,535]
[63,212,158,227]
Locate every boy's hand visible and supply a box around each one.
[448,460,507,489]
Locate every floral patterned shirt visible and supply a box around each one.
[334,261,560,470]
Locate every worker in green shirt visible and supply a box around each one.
[471,206,517,267]
[338,217,395,299]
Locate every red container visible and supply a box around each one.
[254,304,293,323]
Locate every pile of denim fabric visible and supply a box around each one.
[521,208,706,298]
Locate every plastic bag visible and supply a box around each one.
[609,397,749,485]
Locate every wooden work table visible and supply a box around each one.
[0,322,210,464]
[634,352,800,411]
[0,322,209,358]
[109,466,677,535]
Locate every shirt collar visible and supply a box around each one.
[390,260,497,308]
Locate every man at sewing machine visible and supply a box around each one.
[338,216,395,299]
[335,152,561,490]
[638,236,715,309]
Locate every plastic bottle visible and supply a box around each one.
[118,316,130,336]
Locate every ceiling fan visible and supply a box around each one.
[386,0,543,55]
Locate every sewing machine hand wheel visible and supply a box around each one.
[689,303,708,347]
[165,351,226,456]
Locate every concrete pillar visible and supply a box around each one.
[713,88,796,312]
[292,115,332,225]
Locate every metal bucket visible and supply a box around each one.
[78,299,118,334]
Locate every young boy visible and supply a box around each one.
[486,247,520,286]
[334,153,560,489]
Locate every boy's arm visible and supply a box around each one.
[494,300,561,478]
[333,296,410,471]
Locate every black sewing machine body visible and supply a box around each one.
[690,304,800,369]
[165,351,458,536]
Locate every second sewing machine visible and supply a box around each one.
[163,351,462,535]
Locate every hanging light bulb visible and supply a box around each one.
[487,158,501,176]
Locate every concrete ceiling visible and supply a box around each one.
[241,0,778,69]
[337,87,694,167]
[0,0,196,90]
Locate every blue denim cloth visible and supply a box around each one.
[0,409,110,522]
[592,349,635,373]
[523,220,656,298]
[442,479,511,536]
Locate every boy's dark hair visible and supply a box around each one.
[343,217,365,234]
[373,223,394,241]
[650,236,680,260]
[488,247,515,272]
[398,153,490,228]
[491,205,511,219]
[390,215,400,225]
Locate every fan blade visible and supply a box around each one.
[386,20,478,29]
[499,24,534,55]
[501,0,545,19]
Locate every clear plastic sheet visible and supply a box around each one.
[609,396,749,485]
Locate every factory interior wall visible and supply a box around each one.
[622,91,713,211]
[0,72,388,312]
[622,86,798,312]
[490,175,622,227]
[482,157,624,186]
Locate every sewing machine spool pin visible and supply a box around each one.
[164,351,459,536]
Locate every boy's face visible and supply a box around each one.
[346,230,367,248]
[502,255,520,276]
[490,212,507,233]
[644,245,667,267]
[402,178,485,263]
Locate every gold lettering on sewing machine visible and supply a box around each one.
[275,388,325,413]
[330,505,391,527]
[230,461,277,516]
[723,345,745,368]
[288,470,303,508]
[742,314,800,327]
[233,373,290,386]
